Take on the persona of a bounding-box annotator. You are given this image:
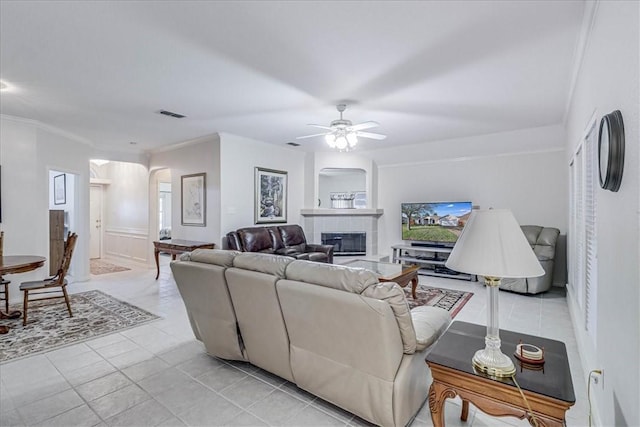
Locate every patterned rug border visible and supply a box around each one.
[0,290,161,364]
[403,285,474,318]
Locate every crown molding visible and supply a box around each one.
[563,0,599,123]
[377,147,564,169]
[0,114,93,146]
[148,132,221,154]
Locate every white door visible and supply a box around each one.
[89,185,102,259]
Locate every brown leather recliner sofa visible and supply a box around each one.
[171,249,452,427]
[226,224,334,264]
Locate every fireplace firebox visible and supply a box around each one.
[321,232,366,256]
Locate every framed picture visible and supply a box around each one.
[181,173,206,226]
[255,167,287,224]
[54,174,66,205]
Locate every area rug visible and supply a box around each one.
[0,290,160,363]
[90,259,131,275]
[404,285,473,318]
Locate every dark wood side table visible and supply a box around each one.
[426,321,575,427]
[342,259,419,299]
[153,240,215,279]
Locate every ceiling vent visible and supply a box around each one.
[157,110,186,119]
[286,142,301,147]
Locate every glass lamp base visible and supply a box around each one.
[472,347,516,378]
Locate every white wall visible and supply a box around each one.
[103,162,149,232]
[564,2,639,425]
[0,116,92,299]
[219,133,306,239]
[100,161,149,263]
[376,149,568,258]
[149,135,221,248]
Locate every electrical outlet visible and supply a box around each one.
[591,369,604,388]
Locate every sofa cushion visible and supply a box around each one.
[183,249,240,267]
[278,224,307,246]
[286,260,417,354]
[410,306,451,351]
[288,243,307,254]
[285,260,379,294]
[233,252,294,278]
[361,283,417,354]
[238,227,275,253]
[268,227,286,251]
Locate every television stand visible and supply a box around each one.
[391,244,476,281]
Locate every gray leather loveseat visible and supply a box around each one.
[170,249,451,427]
[499,225,561,294]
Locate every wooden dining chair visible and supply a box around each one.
[0,231,10,313]
[20,232,78,326]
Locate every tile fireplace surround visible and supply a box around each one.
[300,209,384,257]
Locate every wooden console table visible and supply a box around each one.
[153,239,215,280]
[426,321,575,427]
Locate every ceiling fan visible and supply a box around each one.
[297,104,386,150]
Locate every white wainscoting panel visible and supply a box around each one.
[104,228,148,263]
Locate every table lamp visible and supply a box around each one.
[445,209,544,377]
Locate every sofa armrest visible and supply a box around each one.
[306,244,335,264]
[526,258,555,294]
[226,232,242,251]
[410,306,451,351]
[276,248,300,256]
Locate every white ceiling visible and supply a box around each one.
[0,1,585,154]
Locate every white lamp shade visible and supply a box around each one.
[445,209,544,278]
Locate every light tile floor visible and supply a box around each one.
[0,256,589,427]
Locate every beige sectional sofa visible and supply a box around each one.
[170,249,451,427]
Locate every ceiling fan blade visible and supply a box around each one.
[356,131,387,140]
[296,132,331,140]
[307,124,334,130]
[349,121,379,131]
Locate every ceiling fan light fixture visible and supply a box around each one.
[335,135,348,150]
[346,132,358,147]
[298,104,385,150]
[325,134,336,148]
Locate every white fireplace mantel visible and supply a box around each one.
[302,209,383,256]
[300,208,384,217]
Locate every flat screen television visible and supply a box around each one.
[401,201,473,246]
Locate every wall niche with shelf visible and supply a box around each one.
[318,168,366,209]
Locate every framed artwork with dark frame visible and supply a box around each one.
[181,173,206,226]
[255,167,287,224]
[53,173,66,205]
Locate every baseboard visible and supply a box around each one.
[566,284,603,427]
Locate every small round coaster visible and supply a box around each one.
[514,343,545,364]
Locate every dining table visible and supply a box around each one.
[0,255,46,333]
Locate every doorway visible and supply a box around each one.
[158,181,171,240]
[49,170,78,276]
[89,185,102,259]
